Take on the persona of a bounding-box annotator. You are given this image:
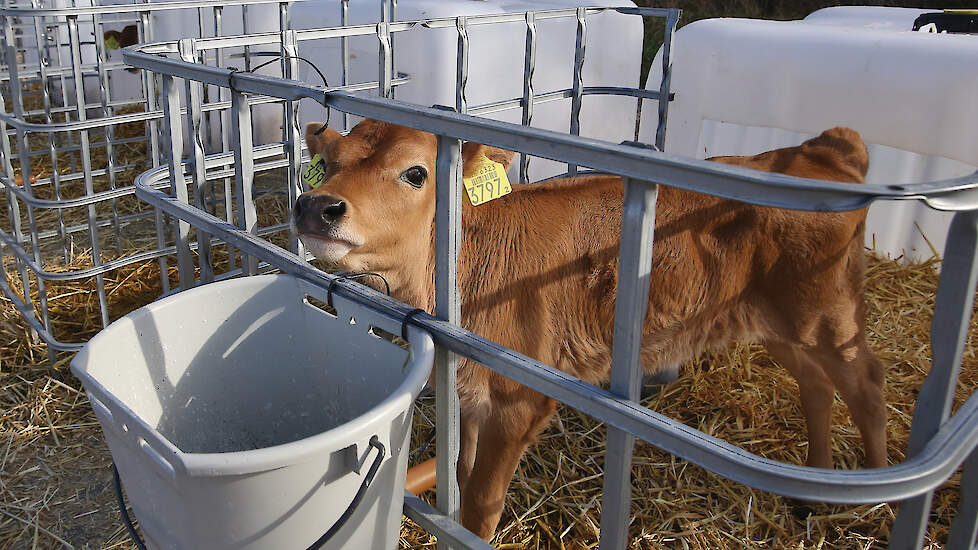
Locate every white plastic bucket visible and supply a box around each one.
[70,274,435,550]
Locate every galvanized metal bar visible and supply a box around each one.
[599,175,658,550]
[51,14,74,175]
[140,9,170,294]
[281,28,302,256]
[93,11,124,256]
[466,89,571,117]
[653,9,679,151]
[0,70,33,333]
[161,72,195,290]
[67,15,110,328]
[434,131,463,541]
[568,7,585,177]
[180,38,213,284]
[1,0,324,18]
[195,7,212,152]
[455,17,468,115]
[378,22,392,98]
[948,447,978,549]
[390,0,397,101]
[31,6,69,263]
[520,11,536,185]
[0,11,37,303]
[241,4,251,72]
[403,492,494,550]
[891,210,978,550]
[135,172,978,506]
[278,2,289,145]
[230,87,258,276]
[340,0,349,131]
[213,3,237,273]
[113,50,978,210]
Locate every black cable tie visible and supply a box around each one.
[326,272,391,309]
[400,308,426,341]
[226,66,241,94]
[326,271,352,309]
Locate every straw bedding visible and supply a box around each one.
[2,241,974,549]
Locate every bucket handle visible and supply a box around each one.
[114,436,387,550]
[306,435,387,550]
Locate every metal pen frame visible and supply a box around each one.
[123,8,978,550]
[0,0,407,352]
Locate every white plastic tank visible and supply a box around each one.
[289,0,645,183]
[803,6,931,31]
[641,10,978,261]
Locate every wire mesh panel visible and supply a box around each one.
[0,0,408,357]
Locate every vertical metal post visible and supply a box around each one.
[231,88,257,276]
[388,0,397,100]
[1,14,34,311]
[195,7,211,151]
[67,15,110,327]
[93,12,123,256]
[568,7,586,176]
[0,78,36,345]
[890,210,978,550]
[948,447,978,549]
[179,39,213,284]
[214,5,238,273]
[281,28,303,256]
[455,17,468,115]
[140,9,170,294]
[241,4,251,72]
[51,14,75,174]
[139,11,161,167]
[653,9,679,151]
[435,132,462,547]
[31,5,68,263]
[160,72,195,290]
[520,11,536,185]
[278,2,290,145]
[377,22,392,98]
[340,0,349,130]
[599,175,658,550]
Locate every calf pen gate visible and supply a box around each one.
[120,9,978,550]
[1,2,977,549]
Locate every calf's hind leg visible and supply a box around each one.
[766,331,886,469]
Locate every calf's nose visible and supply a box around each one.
[293,194,347,232]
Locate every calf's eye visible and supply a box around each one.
[401,166,427,189]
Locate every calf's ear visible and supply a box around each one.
[305,123,342,158]
[461,142,516,177]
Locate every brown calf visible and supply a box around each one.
[292,121,886,540]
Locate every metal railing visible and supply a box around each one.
[120,8,978,550]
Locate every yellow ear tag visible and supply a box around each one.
[104,35,120,50]
[302,153,326,189]
[462,155,512,206]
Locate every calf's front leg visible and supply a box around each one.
[459,392,557,540]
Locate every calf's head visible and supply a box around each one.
[293,119,513,289]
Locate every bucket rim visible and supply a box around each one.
[71,273,435,477]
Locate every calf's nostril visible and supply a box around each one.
[322,200,346,220]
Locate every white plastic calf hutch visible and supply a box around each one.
[641,10,978,262]
[120,5,978,550]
